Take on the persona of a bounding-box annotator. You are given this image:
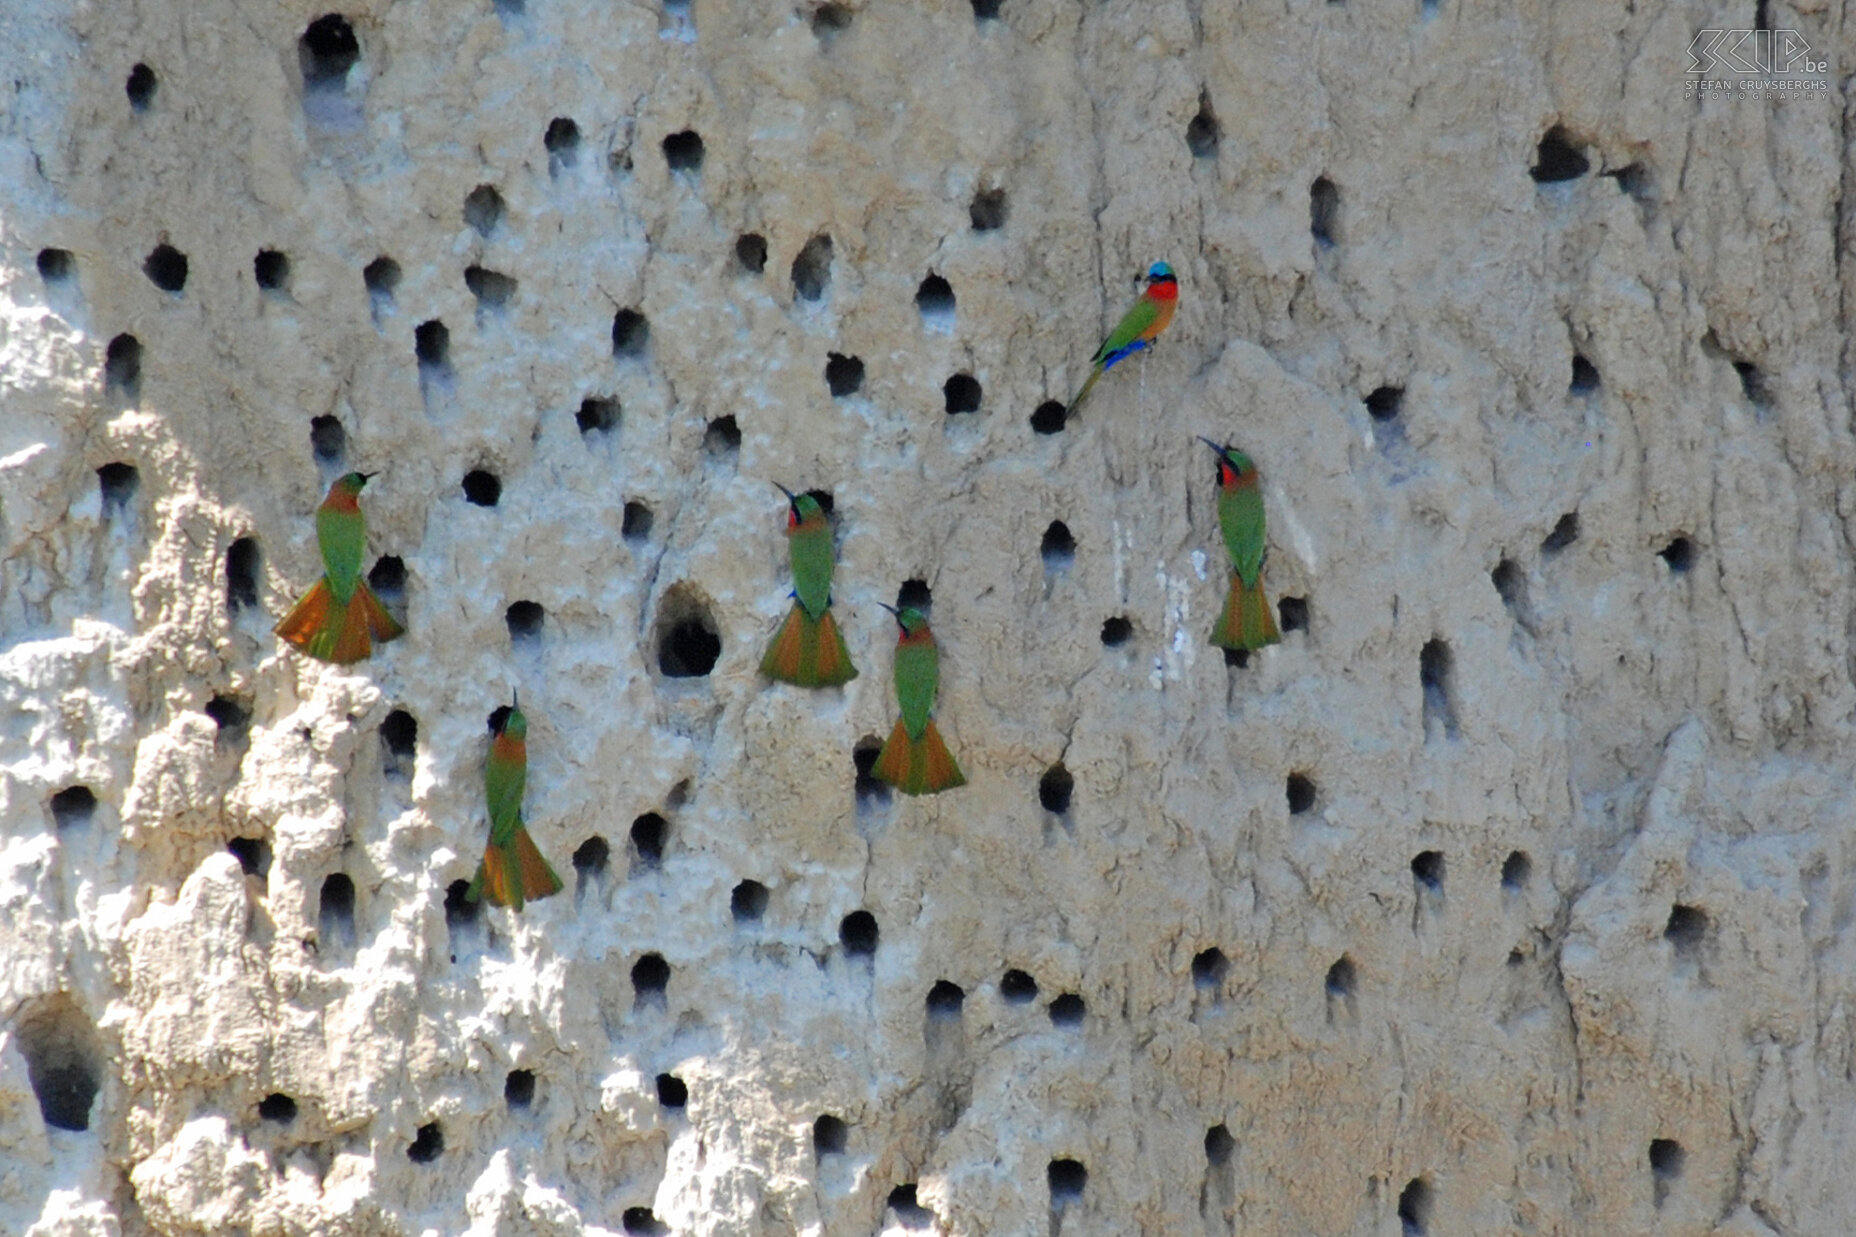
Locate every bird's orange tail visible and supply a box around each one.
[761,604,858,687]
[513,828,564,903]
[275,578,403,665]
[1211,571,1281,652]
[468,828,562,912]
[872,717,966,796]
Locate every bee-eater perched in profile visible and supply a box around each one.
[872,604,965,796]
[761,485,858,687]
[1202,439,1281,652]
[467,695,563,911]
[1067,261,1179,414]
[274,472,404,664]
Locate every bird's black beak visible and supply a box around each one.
[1197,436,1227,456]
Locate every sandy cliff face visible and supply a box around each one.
[2,1,1853,1234]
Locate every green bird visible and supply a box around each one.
[274,472,404,663]
[871,604,966,796]
[466,695,564,911]
[1067,261,1179,414]
[1202,439,1281,652]
[760,485,857,686]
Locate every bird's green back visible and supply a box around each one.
[1218,482,1267,585]
[1093,296,1161,365]
[315,477,370,602]
[789,506,835,618]
[485,717,528,847]
[893,627,940,739]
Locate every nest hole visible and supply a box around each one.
[406,1122,443,1163]
[1099,616,1132,647]
[1310,176,1339,246]
[544,117,580,168]
[1365,385,1404,420]
[318,873,356,948]
[414,319,450,370]
[50,785,97,830]
[656,1073,687,1108]
[792,234,833,301]
[1420,638,1459,741]
[925,980,965,1020]
[1186,90,1219,157]
[1531,126,1590,183]
[1192,947,1228,991]
[631,813,667,868]
[735,233,767,274]
[839,909,879,956]
[887,1185,935,1229]
[19,997,101,1132]
[254,250,290,291]
[37,248,75,283]
[611,308,649,358]
[1570,353,1600,393]
[622,1209,670,1236]
[1325,955,1356,998]
[464,265,516,310]
[1501,850,1531,890]
[1397,1176,1432,1235]
[143,244,188,293]
[461,470,501,507]
[463,184,504,237]
[944,373,982,414]
[1048,1159,1087,1205]
[730,879,768,923]
[504,1069,535,1109]
[654,588,722,677]
[813,1114,848,1156]
[1040,521,1075,569]
[380,709,416,773]
[1039,763,1073,814]
[703,415,741,459]
[1030,401,1068,434]
[299,14,359,88]
[1660,536,1694,573]
[225,537,261,612]
[505,600,544,644]
[1205,1123,1235,1166]
[309,416,346,466]
[227,837,270,877]
[577,396,619,436]
[126,63,157,110]
[363,256,400,303]
[1411,850,1445,892]
[105,334,142,398]
[916,274,955,322]
[632,953,670,1003]
[573,836,609,878]
[826,353,864,397]
[1000,969,1038,1004]
[1286,773,1316,815]
[1541,512,1579,554]
[1048,993,1085,1026]
[622,501,654,542]
[1665,904,1707,955]
[662,129,704,173]
[367,556,405,601]
[205,695,251,739]
[969,187,1008,231]
[258,1093,297,1123]
[896,578,932,612]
